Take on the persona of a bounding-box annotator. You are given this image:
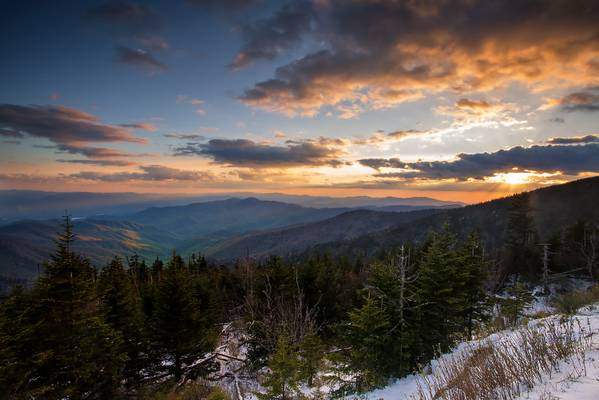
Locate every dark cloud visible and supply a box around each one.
[186,0,259,12]
[87,1,163,35]
[548,134,599,144]
[558,91,599,112]
[118,122,157,131]
[359,144,599,180]
[237,0,599,117]
[0,127,24,138]
[70,165,214,182]
[115,46,167,74]
[173,138,346,168]
[88,2,168,71]
[550,117,566,124]
[229,1,313,69]
[54,144,148,159]
[2,140,20,145]
[56,159,136,167]
[0,104,146,146]
[164,133,206,140]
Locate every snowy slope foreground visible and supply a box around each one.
[366,304,599,400]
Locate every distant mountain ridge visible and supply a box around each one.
[203,208,445,260]
[109,197,351,239]
[7,177,597,281]
[0,190,462,223]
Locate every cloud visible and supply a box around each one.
[87,1,163,35]
[115,46,167,74]
[70,165,215,182]
[173,137,347,168]
[435,98,524,129]
[548,134,599,144]
[164,133,205,140]
[353,129,431,145]
[88,2,168,72]
[54,144,146,159]
[359,143,599,180]
[56,159,136,166]
[238,0,599,117]
[0,104,146,146]
[229,1,313,69]
[186,0,259,13]
[541,89,599,112]
[118,122,157,131]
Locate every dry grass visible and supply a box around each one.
[552,285,599,315]
[410,318,593,400]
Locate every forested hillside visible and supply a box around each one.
[204,208,443,260]
[313,177,599,261]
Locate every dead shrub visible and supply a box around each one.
[410,317,593,400]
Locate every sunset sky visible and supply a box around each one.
[1,0,598,203]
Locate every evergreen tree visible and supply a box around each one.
[501,282,533,326]
[414,229,464,361]
[258,336,301,400]
[97,257,145,387]
[345,295,393,391]
[151,253,212,381]
[8,216,126,399]
[0,286,35,399]
[458,233,490,339]
[298,332,324,387]
[505,194,539,278]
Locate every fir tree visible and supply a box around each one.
[0,286,35,399]
[458,233,490,339]
[505,194,539,278]
[97,257,145,387]
[415,228,464,360]
[10,215,126,398]
[151,253,211,381]
[345,295,393,391]
[258,335,301,400]
[298,332,324,387]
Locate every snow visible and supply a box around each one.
[364,303,599,400]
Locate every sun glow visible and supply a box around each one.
[487,171,561,185]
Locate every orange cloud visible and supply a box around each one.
[238,1,599,117]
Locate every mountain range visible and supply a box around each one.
[0,190,462,223]
[1,177,598,282]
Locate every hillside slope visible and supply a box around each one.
[0,219,176,279]
[204,208,444,260]
[365,301,599,399]
[113,197,350,239]
[314,177,599,257]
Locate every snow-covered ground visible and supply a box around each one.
[364,303,599,400]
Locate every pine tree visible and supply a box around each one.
[501,282,533,326]
[298,332,324,387]
[97,257,145,387]
[458,233,490,339]
[258,336,301,400]
[0,286,35,399]
[345,295,393,391]
[505,194,539,278]
[151,253,211,381]
[10,215,127,398]
[415,228,464,360]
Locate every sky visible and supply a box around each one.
[1,0,598,203]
